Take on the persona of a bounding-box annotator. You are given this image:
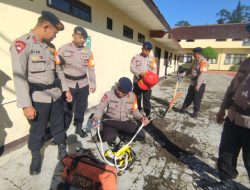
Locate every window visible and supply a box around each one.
[186,39,194,42]
[208,59,217,64]
[47,0,91,22]
[216,39,227,41]
[232,38,242,41]
[177,39,181,42]
[123,25,133,39]
[224,54,247,65]
[137,33,145,43]
[107,17,113,30]
[182,53,193,63]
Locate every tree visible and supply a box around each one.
[230,1,245,23]
[175,20,191,27]
[216,9,231,24]
[216,0,250,24]
[202,47,218,60]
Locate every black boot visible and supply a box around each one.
[30,150,42,175]
[75,124,88,138]
[58,143,68,160]
[179,106,186,113]
[191,111,198,118]
[204,179,235,190]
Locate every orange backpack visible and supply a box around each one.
[61,154,117,190]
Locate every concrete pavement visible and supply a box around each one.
[0,73,249,190]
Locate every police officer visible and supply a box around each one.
[205,24,250,190]
[59,26,96,138]
[92,77,150,146]
[130,41,157,118]
[179,47,208,118]
[10,11,72,175]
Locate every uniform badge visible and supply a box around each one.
[101,94,108,102]
[15,40,26,54]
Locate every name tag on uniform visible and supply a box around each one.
[31,55,44,62]
[31,50,41,54]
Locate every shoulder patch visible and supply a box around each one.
[101,94,108,103]
[15,40,26,54]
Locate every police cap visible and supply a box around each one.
[193,47,203,53]
[143,41,153,50]
[74,26,88,38]
[41,11,64,31]
[118,77,132,94]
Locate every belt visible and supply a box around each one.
[29,81,58,91]
[65,74,87,80]
[233,103,250,116]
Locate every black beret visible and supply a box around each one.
[74,26,88,38]
[41,11,64,31]
[193,47,203,53]
[118,77,132,94]
[143,41,153,50]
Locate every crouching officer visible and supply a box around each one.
[10,11,72,175]
[130,41,157,118]
[205,25,250,190]
[179,47,208,118]
[59,26,96,138]
[92,77,150,146]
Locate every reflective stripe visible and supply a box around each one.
[54,50,61,65]
[88,53,95,68]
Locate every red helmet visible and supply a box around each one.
[138,71,159,90]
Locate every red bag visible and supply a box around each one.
[138,71,159,90]
[61,154,117,190]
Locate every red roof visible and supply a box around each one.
[171,23,249,40]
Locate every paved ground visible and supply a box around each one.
[0,72,249,190]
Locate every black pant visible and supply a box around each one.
[28,98,65,151]
[133,82,152,116]
[102,120,145,142]
[64,84,89,130]
[182,83,206,113]
[217,117,250,180]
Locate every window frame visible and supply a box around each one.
[106,17,113,30]
[47,0,92,23]
[137,33,145,43]
[224,54,247,65]
[123,25,133,39]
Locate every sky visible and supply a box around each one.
[153,0,250,27]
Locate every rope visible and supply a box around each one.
[97,123,145,171]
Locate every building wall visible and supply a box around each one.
[0,0,177,148]
[179,39,250,70]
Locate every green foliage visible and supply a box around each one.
[216,9,231,24]
[229,65,240,71]
[175,20,191,27]
[216,1,250,24]
[202,47,218,59]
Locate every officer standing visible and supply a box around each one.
[59,26,96,138]
[130,41,157,118]
[205,24,250,190]
[92,77,150,146]
[10,11,72,175]
[179,47,208,118]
